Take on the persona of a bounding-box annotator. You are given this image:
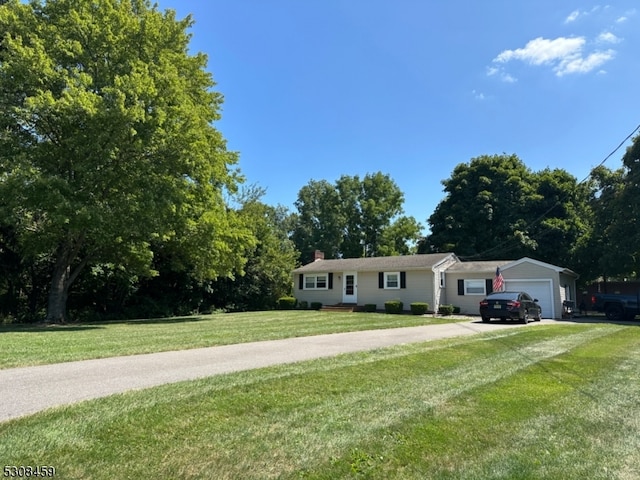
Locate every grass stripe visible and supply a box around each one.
[3,324,635,479]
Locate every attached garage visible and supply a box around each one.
[444,257,579,319]
[503,279,554,319]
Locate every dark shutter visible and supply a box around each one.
[378,272,384,289]
[400,271,406,289]
[457,279,464,295]
[328,273,333,290]
[299,274,304,290]
[485,279,493,294]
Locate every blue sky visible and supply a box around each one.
[157,1,639,234]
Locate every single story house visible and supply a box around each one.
[292,252,579,319]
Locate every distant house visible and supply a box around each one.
[292,251,578,319]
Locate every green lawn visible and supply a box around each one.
[1,321,639,479]
[0,310,468,369]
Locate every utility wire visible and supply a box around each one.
[458,123,640,261]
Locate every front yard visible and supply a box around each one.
[0,310,467,369]
[1,316,639,479]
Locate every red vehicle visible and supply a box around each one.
[479,291,542,324]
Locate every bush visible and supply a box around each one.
[438,304,454,316]
[364,304,377,313]
[384,300,403,314]
[277,297,297,310]
[453,306,461,314]
[310,302,323,310]
[410,302,429,315]
[298,301,308,310]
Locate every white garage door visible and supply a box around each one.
[504,280,554,319]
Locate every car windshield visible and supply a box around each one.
[486,292,519,300]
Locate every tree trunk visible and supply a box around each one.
[45,241,87,323]
[46,260,70,323]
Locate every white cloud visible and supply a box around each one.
[486,66,517,83]
[557,49,615,76]
[597,31,621,44]
[494,37,585,66]
[472,90,485,100]
[617,8,637,23]
[491,36,616,77]
[565,10,581,23]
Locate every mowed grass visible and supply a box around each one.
[1,323,639,479]
[0,311,467,369]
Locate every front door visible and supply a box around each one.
[342,272,357,303]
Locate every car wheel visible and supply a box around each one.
[521,311,529,324]
[535,310,542,321]
[605,304,624,322]
[481,316,490,323]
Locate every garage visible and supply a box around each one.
[504,279,554,319]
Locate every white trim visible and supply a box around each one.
[303,274,328,290]
[464,279,486,295]
[502,257,576,276]
[384,272,401,289]
[342,272,358,303]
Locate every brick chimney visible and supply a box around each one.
[313,250,325,262]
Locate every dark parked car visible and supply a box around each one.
[479,291,542,324]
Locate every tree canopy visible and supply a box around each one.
[0,0,251,322]
[425,154,590,267]
[292,172,422,262]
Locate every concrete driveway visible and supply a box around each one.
[0,319,556,422]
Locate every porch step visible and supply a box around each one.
[320,303,362,313]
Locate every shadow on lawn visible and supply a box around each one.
[0,314,214,332]
[0,323,105,333]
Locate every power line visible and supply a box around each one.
[457,123,640,261]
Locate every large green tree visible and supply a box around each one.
[425,154,589,265]
[292,172,422,262]
[426,154,538,258]
[0,0,251,322]
[580,136,640,281]
[615,135,640,277]
[208,189,298,311]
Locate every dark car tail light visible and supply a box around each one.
[480,300,488,307]
[507,301,521,308]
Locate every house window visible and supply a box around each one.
[440,271,446,288]
[379,271,406,289]
[304,274,328,290]
[464,279,486,295]
[385,272,400,289]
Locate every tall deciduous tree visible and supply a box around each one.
[615,135,640,277]
[209,188,298,311]
[0,0,251,322]
[292,172,422,261]
[292,179,345,262]
[426,154,538,258]
[426,154,589,266]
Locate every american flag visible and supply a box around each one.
[493,267,504,292]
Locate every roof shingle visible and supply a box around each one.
[292,253,455,273]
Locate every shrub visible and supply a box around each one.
[364,304,377,313]
[453,305,461,314]
[384,300,403,314]
[438,304,454,316]
[310,302,323,310]
[277,297,297,310]
[410,302,429,315]
[298,301,308,310]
